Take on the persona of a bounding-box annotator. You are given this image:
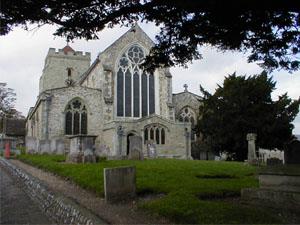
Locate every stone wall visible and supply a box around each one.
[0,158,104,225]
[173,91,202,120]
[103,115,191,159]
[46,86,102,139]
[39,48,91,93]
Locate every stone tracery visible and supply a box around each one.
[65,99,87,135]
[117,45,155,118]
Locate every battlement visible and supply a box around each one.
[48,48,91,58]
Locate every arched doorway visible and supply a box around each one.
[127,133,135,155]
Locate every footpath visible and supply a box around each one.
[0,158,169,225]
[0,166,53,224]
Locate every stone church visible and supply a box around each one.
[26,25,202,159]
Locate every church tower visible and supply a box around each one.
[39,45,91,93]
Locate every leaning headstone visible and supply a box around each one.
[128,136,143,160]
[285,139,300,164]
[246,133,257,164]
[104,166,136,203]
[67,135,97,163]
[83,149,96,163]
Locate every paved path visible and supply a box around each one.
[0,166,53,225]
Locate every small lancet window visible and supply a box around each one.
[144,128,148,143]
[150,128,154,140]
[156,128,160,144]
[67,68,72,77]
[161,128,165,144]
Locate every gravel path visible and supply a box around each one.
[10,160,170,224]
[0,166,53,225]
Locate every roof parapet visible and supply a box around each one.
[48,48,91,58]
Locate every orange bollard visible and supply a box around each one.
[4,142,10,159]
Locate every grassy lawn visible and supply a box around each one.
[17,155,282,224]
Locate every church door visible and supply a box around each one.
[127,133,135,155]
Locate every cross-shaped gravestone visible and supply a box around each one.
[183,84,188,92]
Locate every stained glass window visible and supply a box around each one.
[144,125,166,145]
[142,72,148,117]
[65,99,87,135]
[156,128,160,144]
[125,69,132,117]
[116,45,155,118]
[149,74,155,114]
[161,128,165,144]
[65,111,72,135]
[150,128,154,140]
[117,69,124,116]
[178,107,197,140]
[133,72,140,117]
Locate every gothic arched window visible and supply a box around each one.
[178,107,197,140]
[117,45,155,118]
[65,99,88,135]
[144,125,167,145]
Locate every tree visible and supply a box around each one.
[0,83,23,119]
[197,72,300,161]
[1,1,299,72]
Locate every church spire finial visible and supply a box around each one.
[183,84,188,92]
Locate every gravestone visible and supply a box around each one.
[285,139,300,164]
[147,143,157,158]
[266,158,283,166]
[83,149,96,163]
[104,166,136,203]
[39,139,51,154]
[67,135,97,163]
[128,136,143,160]
[26,137,37,153]
[246,133,257,163]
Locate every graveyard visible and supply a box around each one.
[15,154,294,224]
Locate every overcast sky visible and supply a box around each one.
[0,23,299,134]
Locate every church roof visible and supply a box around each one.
[173,85,202,100]
[100,23,154,56]
[62,44,75,54]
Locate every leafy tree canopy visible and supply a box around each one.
[1,1,299,72]
[0,83,23,119]
[197,71,300,161]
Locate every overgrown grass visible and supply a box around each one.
[17,154,281,224]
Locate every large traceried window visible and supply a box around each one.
[117,45,155,118]
[65,99,87,135]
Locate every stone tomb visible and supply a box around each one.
[104,166,136,203]
[128,136,143,160]
[67,135,97,163]
[242,139,300,211]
